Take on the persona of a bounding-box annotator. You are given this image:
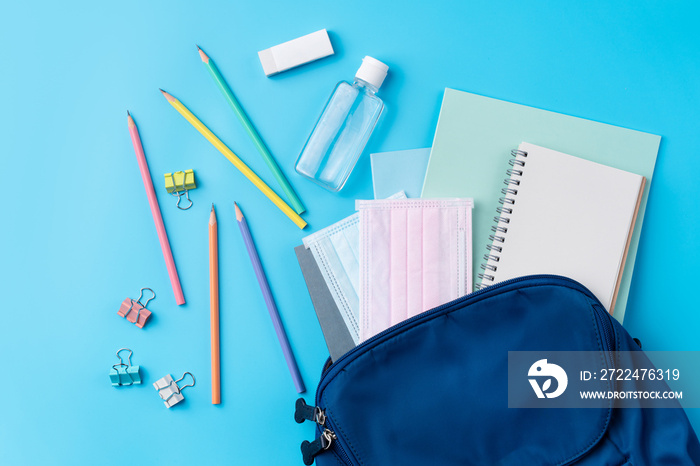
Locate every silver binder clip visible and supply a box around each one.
[153,372,196,408]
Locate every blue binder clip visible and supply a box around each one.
[109,348,142,387]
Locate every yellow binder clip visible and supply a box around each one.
[164,170,196,210]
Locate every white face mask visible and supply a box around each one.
[303,214,362,343]
[356,198,473,341]
[303,192,407,344]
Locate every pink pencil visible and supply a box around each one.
[127,111,185,305]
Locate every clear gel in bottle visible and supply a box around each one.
[295,56,388,192]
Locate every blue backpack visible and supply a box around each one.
[295,275,700,465]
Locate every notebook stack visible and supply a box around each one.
[297,88,660,361]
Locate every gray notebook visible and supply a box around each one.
[295,245,355,362]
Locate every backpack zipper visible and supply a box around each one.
[296,398,352,465]
[591,304,616,373]
[301,428,337,465]
[309,275,610,465]
[593,305,615,354]
[295,398,326,425]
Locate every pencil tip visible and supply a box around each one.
[159,89,176,102]
[127,110,130,116]
[197,46,209,63]
[234,202,243,221]
[209,203,217,224]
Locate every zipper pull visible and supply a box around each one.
[295,398,326,425]
[301,428,336,465]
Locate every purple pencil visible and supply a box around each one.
[234,202,306,393]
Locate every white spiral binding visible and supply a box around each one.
[476,149,528,289]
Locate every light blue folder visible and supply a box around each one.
[371,148,431,199]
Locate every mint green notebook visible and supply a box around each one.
[422,88,660,323]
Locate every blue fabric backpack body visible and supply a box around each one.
[295,275,700,465]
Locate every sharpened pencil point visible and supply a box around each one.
[159,89,176,102]
[197,46,209,63]
[127,110,130,116]
[234,202,243,221]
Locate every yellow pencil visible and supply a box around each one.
[160,89,307,230]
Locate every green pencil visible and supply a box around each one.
[197,45,305,215]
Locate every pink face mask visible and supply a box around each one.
[356,198,473,341]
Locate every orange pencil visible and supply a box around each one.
[209,204,220,404]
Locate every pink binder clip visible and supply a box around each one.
[118,288,155,328]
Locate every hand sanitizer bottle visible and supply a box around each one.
[295,56,388,192]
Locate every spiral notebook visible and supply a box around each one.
[479,142,645,313]
[422,88,660,322]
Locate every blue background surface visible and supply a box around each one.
[1,1,699,464]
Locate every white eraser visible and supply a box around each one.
[258,29,334,77]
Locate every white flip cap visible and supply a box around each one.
[355,56,389,90]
